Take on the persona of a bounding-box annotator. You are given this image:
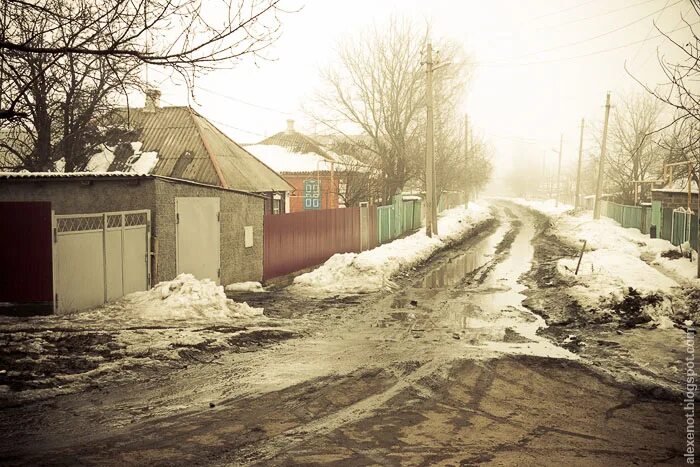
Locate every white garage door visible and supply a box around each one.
[175,197,220,283]
[54,210,150,313]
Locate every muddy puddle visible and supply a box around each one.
[419,223,509,289]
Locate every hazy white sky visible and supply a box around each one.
[143,0,693,177]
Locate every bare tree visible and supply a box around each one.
[603,93,666,203]
[0,0,291,171]
[0,0,142,170]
[312,18,480,204]
[0,0,289,120]
[311,19,426,203]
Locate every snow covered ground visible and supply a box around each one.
[291,203,493,296]
[510,198,698,325]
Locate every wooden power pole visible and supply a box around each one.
[556,134,563,207]
[425,42,438,237]
[464,113,469,208]
[593,92,611,220]
[575,118,585,209]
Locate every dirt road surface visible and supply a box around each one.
[0,202,687,466]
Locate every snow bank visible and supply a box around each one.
[118,274,263,321]
[291,203,492,295]
[557,249,678,310]
[225,281,265,293]
[517,200,696,324]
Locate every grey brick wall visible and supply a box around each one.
[0,178,156,214]
[652,191,699,210]
[153,178,264,285]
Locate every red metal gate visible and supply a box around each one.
[0,202,53,302]
[264,207,367,281]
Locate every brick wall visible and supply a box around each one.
[283,173,339,212]
[0,178,157,214]
[652,190,699,210]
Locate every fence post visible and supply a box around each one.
[359,202,369,251]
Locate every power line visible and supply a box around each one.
[629,0,673,65]
[522,0,603,24]
[492,0,662,42]
[158,96,267,138]
[521,0,682,58]
[196,86,294,116]
[476,20,697,67]
[146,65,294,116]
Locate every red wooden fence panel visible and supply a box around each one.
[263,207,362,281]
[0,202,53,302]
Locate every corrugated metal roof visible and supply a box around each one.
[118,107,292,192]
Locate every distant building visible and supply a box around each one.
[246,120,343,212]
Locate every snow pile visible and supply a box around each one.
[128,142,159,174]
[84,142,158,174]
[122,274,263,321]
[510,198,575,216]
[246,144,333,173]
[524,205,694,324]
[291,203,492,295]
[225,281,265,293]
[557,249,678,310]
[85,145,115,172]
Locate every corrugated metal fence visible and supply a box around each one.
[601,200,698,250]
[263,207,379,281]
[263,196,428,281]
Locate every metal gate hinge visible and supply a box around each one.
[176,213,179,224]
[217,212,220,222]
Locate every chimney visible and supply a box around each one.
[286,119,295,134]
[144,88,161,113]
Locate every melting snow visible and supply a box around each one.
[511,198,697,324]
[225,281,265,293]
[291,203,493,295]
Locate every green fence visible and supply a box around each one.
[377,196,423,245]
[603,202,651,234]
[602,201,698,250]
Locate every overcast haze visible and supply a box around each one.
[142,0,692,189]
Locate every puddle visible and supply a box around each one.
[420,224,509,289]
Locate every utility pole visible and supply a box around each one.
[575,119,585,209]
[555,134,563,207]
[593,92,611,220]
[425,42,438,237]
[464,113,469,208]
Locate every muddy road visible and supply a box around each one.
[0,202,686,465]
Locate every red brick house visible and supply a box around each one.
[246,120,342,212]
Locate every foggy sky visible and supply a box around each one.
[140,0,692,191]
